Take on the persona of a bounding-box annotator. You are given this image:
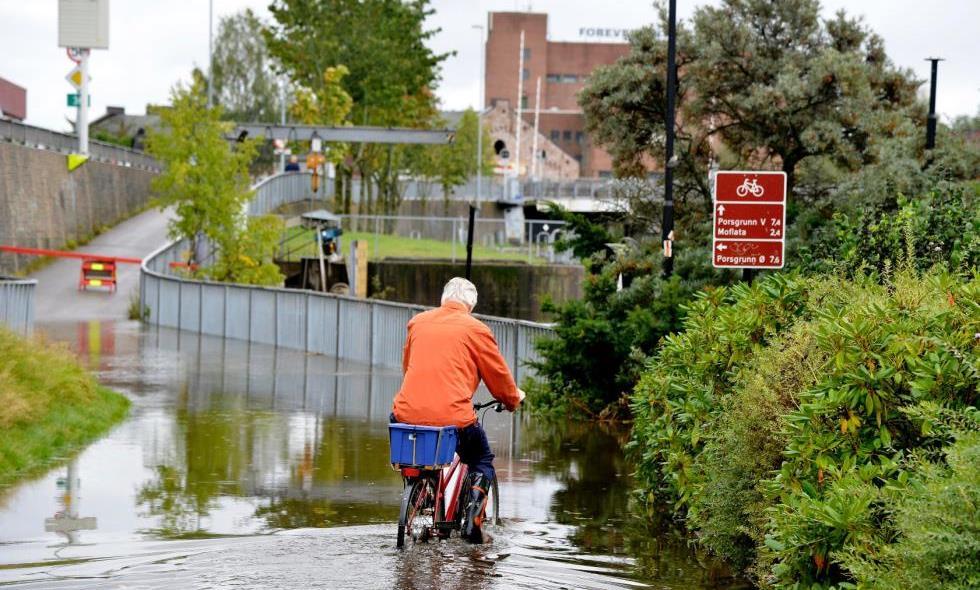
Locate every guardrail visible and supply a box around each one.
[0,276,36,336]
[248,171,315,215]
[0,118,161,172]
[141,238,550,381]
[141,173,554,379]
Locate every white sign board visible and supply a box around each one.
[59,0,110,49]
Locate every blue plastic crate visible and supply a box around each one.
[388,423,458,468]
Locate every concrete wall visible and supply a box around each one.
[369,259,583,322]
[0,142,156,273]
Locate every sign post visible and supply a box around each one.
[59,0,110,159]
[712,171,786,273]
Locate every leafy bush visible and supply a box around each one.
[527,241,735,417]
[629,268,980,588]
[834,409,980,590]
[798,183,980,275]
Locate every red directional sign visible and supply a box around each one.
[712,171,786,269]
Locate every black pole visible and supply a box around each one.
[742,268,755,284]
[465,204,477,280]
[661,0,677,279]
[925,58,942,150]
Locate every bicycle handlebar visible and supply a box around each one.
[473,400,504,411]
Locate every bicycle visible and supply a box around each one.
[735,177,765,198]
[390,400,504,548]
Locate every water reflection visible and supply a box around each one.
[44,461,97,548]
[0,321,743,589]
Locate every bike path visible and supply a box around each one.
[29,207,172,322]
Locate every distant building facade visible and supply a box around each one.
[484,12,629,178]
[0,77,27,121]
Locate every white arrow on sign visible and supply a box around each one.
[717,204,726,216]
[716,244,728,251]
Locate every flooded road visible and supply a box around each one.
[0,320,744,589]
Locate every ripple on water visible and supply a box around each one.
[0,523,652,590]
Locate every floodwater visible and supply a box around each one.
[0,320,746,589]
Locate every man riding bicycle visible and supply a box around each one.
[391,277,525,543]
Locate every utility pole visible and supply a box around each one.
[207,0,214,109]
[514,30,525,181]
[78,49,90,155]
[531,76,541,179]
[465,204,477,280]
[279,81,287,173]
[925,57,943,150]
[473,24,486,206]
[661,0,677,278]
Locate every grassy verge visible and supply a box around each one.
[280,227,543,264]
[0,327,130,488]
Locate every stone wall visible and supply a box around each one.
[0,142,156,273]
[370,259,583,322]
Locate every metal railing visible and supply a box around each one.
[141,238,550,381]
[0,276,36,336]
[140,173,555,381]
[248,171,315,216]
[0,118,161,172]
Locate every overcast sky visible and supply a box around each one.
[2,1,977,132]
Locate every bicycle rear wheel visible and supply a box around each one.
[397,476,437,548]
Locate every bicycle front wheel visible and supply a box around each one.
[397,477,437,548]
[485,476,501,528]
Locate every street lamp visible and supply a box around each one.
[472,24,486,207]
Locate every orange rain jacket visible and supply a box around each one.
[392,301,521,428]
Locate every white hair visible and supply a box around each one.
[441,277,478,311]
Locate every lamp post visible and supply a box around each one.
[473,24,486,207]
[924,57,944,151]
[661,0,677,278]
[207,0,214,109]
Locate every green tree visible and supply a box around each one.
[425,109,494,214]
[264,0,451,216]
[211,9,286,123]
[147,75,283,285]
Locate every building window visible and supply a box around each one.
[550,130,560,142]
[523,48,531,60]
[521,95,528,109]
[561,74,578,83]
[494,139,507,155]
[545,73,560,83]
[522,68,530,80]
[575,131,584,144]
[598,170,613,179]
[563,130,572,142]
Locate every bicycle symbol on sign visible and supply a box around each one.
[735,177,765,198]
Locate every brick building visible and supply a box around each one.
[484,12,629,178]
[0,76,27,121]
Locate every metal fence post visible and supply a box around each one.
[334,296,342,359]
[223,285,228,337]
[369,300,376,365]
[304,291,310,352]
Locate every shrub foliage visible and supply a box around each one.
[629,269,979,588]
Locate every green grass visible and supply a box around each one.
[279,227,544,264]
[0,327,130,488]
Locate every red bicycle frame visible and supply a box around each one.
[402,453,468,532]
